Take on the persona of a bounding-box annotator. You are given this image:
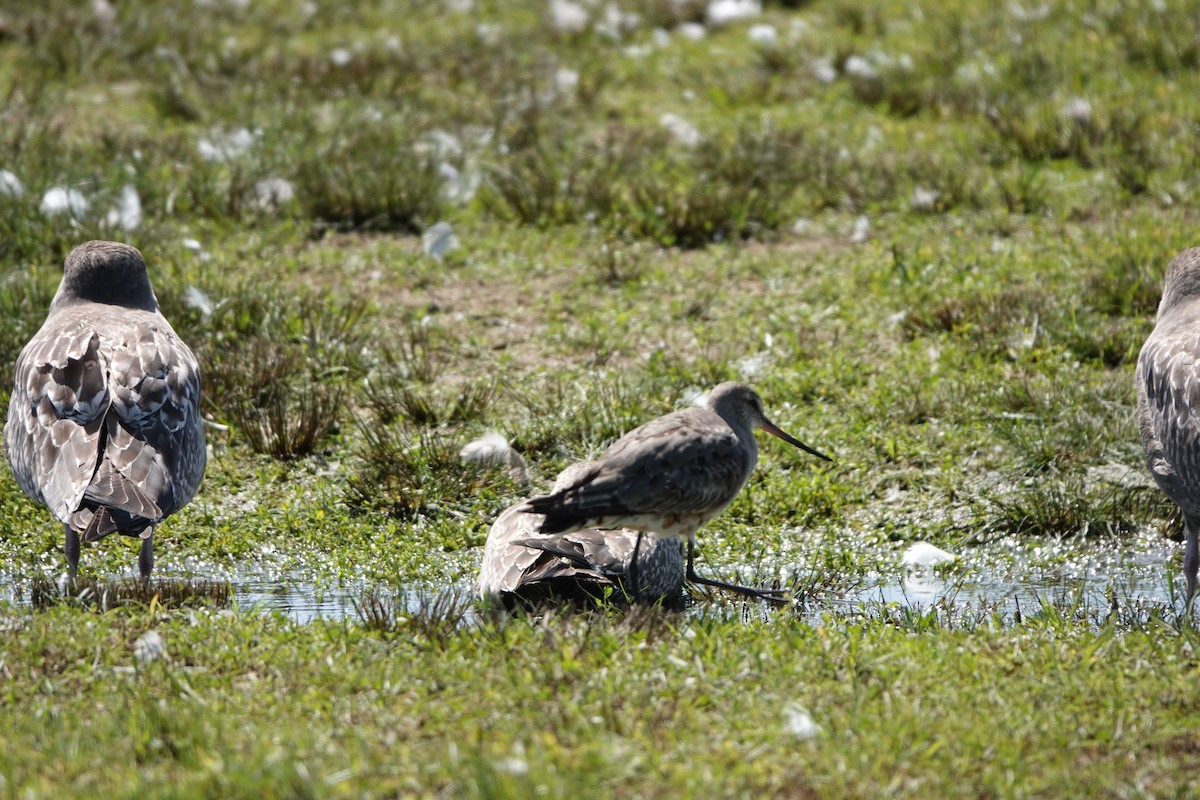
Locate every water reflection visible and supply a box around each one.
[0,528,1188,626]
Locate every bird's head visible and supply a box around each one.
[1159,247,1200,320]
[707,382,831,462]
[51,240,159,313]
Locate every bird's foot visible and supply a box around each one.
[686,567,789,606]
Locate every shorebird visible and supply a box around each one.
[523,382,831,601]
[5,241,206,579]
[1137,247,1200,609]
[478,462,687,609]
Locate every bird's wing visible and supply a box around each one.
[527,408,750,524]
[1137,326,1200,505]
[478,503,549,595]
[4,318,108,524]
[97,320,205,519]
[517,530,633,576]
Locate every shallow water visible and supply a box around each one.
[822,527,1185,624]
[0,527,1187,625]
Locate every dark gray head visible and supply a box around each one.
[707,381,832,461]
[1158,247,1200,321]
[50,241,159,314]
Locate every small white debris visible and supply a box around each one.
[911,186,940,212]
[92,0,116,28]
[1008,2,1050,22]
[183,286,215,318]
[329,47,353,67]
[1060,96,1092,127]
[595,4,639,39]
[0,169,25,198]
[461,432,529,484]
[181,237,203,252]
[849,215,870,244]
[254,176,295,208]
[677,21,707,40]
[792,217,812,235]
[424,129,463,157]
[422,221,459,260]
[40,186,89,219]
[105,184,143,230]
[133,630,167,664]
[901,542,956,567]
[494,757,529,776]
[197,128,257,162]
[555,68,580,93]
[812,58,837,84]
[843,54,879,81]
[660,112,701,147]
[438,162,479,205]
[652,28,672,47]
[549,0,589,33]
[706,0,760,27]
[736,352,770,380]
[683,386,709,408]
[747,23,776,46]
[783,704,820,740]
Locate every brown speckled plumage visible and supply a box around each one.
[478,462,686,609]
[1136,246,1200,606]
[5,241,205,577]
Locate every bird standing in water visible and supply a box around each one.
[5,241,206,578]
[524,382,831,601]
[1137,246,1200,608]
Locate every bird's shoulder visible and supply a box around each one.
[12,315,108,424]
[603,406,738,464]
[1138,323,1200,413]
[106,315,202,433]
[1137,322,1200,498]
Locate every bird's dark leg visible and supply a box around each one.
[627,531,643,602]
[138,531,154,579]
[1184,526,1198,613]
[685,539,786,605]
[64,525,80,580]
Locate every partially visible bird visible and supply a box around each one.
[1137,246,1200,608]
[478,461,686,609]
[5,241,206,578]
[523,382,831,600]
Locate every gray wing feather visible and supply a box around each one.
[478,502,630,596]
[103,321,205,516]
[5,320,108,522]
[478,502,548,596]
[1137,327,1200,511]
[559,408,750,517]
[4,312,205,533]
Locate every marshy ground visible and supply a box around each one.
[1,0,1199,796]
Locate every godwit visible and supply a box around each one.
[478,461,686,609]
[5,241,206,578]
[523,382,831,601]
[1137,247,1200,608]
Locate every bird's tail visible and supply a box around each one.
[72,506,152,542]
[522,496,586,534]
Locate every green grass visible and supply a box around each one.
[2,0,1200,794]
[1,603,1198,798]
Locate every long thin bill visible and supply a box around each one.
[761,420,833,462]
